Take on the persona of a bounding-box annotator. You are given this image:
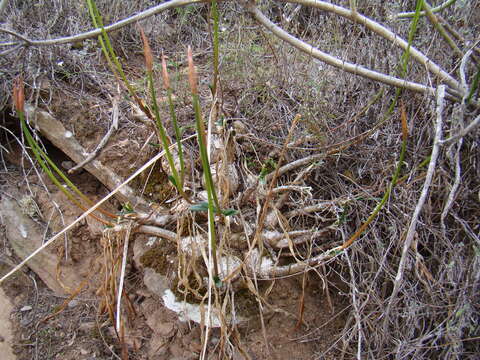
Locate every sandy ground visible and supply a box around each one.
[0,287,16,360]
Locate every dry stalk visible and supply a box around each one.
[251,114,300,250]
[382,85,446,337]
[281,0,460,92]
[344,250,364,359]
[115,222,132,333]
[439,113,480,145]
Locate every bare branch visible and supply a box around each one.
[279,0,460,92]
[0,27,33,44]
[383,85,446,334]
[68,96,119,173]
[395,0,458,19]
[0,0,205,48]
[439,113,480,145]
[246,3,437,97]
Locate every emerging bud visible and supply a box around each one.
[161,54,170,90]
[140,28,153,72]
[13,76,25,113]
[187,46,198,95]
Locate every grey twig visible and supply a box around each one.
[247,3,436,97]
[439,113,480,145]
[382,85,446,335]
[395,0,457,19]
[277,0,460,93]
[0,27,32,44]
[68,96,119,173]
[0,0,204,47]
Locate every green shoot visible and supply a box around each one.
[13,77,114,225]
[211,0,220,96]
[162,55,186,187]
[188,47,220,279]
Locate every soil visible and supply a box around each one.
[0,96,349,359]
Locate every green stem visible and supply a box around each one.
[166,88,185,186]
[192,93,220,279]
[146,70,187,199]
[211,0,220,97]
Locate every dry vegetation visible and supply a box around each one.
[1,0,479,359]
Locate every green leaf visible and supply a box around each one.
[168,175,177,187]
[190,202,238,217]
[214,276,222,287]
[121,202,134,213]
[190,202,210,212]
[221,208,238,216]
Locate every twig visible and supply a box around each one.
[459,49,474,91]
[0,44,21,56]
[253,115,300,246]
[422,1,463,58]
[68,96,119,173]
[440,138,462,236]
[439,113,480,145]
[284,201,339,218]
[344,250,363,360]
[382,85,446,337]
[0,0,205,48]
[265,153,324,182]
[135,225,177,241]
[276,0,461,93]
[115,223,132,333]
[395,0,457,19]
[246,3,437,97]
[0,27,33,44]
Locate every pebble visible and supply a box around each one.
[68,300,79,308]
[20,305,32,312]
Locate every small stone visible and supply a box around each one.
[20,305,32,312]
[80,347,89,355]
[68,299,79,308]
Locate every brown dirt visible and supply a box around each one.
[0,94,348,359]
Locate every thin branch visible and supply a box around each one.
[0,27,33,44]
[439,113,480,145]
[441,138,462,234]
[344,250,363,360]
[246,3,436,97]
[279,0,460,92]
[68,96,119,173]
[395,0,457,19]
[382,85,446,335]
[0,43,21,56]
[135,225,177,241]
[422,1,463,58]
[115,223,132,333]
[0,0,205,47]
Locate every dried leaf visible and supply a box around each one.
[139,27,153,72]
[187,46,198,95]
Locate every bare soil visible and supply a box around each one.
[0,99,348,359]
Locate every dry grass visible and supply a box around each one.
[1,0,480,359]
